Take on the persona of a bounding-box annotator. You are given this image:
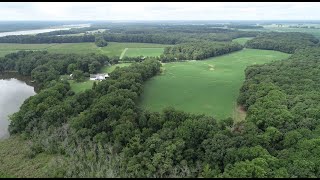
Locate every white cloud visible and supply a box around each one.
[0,2,319,21]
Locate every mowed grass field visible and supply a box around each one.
[139,49,290,120]
[232,37,254,45]
[123,48,164,58]
[100,63,131,73]
[0,42,171,57]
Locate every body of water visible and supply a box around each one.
[0,73,36,139]
[0,23,91,37]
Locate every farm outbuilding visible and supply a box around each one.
[90,73,110,81]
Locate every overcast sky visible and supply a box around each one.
[0,2,319,21]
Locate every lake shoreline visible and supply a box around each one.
[0,73,37,139]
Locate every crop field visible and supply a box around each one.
[139,48,290,120]
[0,42,171,57]
[232,37,254,45]
[122,47,164,58]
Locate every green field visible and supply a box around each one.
[100,63,132,73]
[60,75,95,94]
[123,48,164,57]
[140,49,290,120]
[0,42,171,57]
[0,43,56,57]
[68,80,95,94]
[232,37,254,45]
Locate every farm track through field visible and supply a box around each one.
[120,48,128,59]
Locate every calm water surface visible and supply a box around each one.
[0,73,36,139]
[0,23,90,37]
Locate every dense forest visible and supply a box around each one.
[235,47,320,177]
[0,30,257,45]
[161,41,243,61]
[245,32,319,53]
[0,34,96,43]
[101,30,259,44]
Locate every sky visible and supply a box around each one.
[0,2,319,21]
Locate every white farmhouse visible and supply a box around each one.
[90,73,110,81]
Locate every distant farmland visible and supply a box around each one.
[122,47,165,58]
[0,42,171,57]
[232,37,254,45]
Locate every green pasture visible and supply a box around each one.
[232,37,254,45]
[139,49,290,120]
[123,48,164,58]
[0,42,171,57]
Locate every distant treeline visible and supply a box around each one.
[0,23,261,44]
[226,24,264,29]
[0,31,258,45]
[245,32,319,53]
[288,25,319,29]
[160,41,243,61]
[101,31,259,44]
[0,34,95,43]
[36,27,105,36]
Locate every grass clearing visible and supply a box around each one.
[0,42,171,57]
[60,75,95,94]
[68,80,95,94]
[100,63,132,73]
[232,37,254,45]
[0,136,56,178]
[61,63,132,94]
[139,49,290,120]
[0,43,56,57]
[123,47,164,57]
